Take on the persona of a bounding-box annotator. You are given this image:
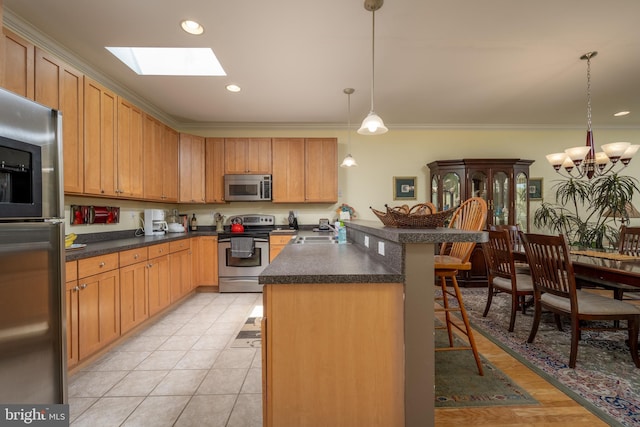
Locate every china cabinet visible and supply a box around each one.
[428,158,533,286]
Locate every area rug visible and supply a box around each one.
[230,316,262,348]
[434,328,538,407]
[455,287,640,427]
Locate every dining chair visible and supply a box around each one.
[434,197,488,376]
[482,229,534,332]
[490,223,529,274]
[520,232,640,369]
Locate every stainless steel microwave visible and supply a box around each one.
[224,174,272,201]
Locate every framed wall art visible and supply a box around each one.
[393,176,416,200]
[528,177,543,201]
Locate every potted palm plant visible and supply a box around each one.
[533,173,639,249]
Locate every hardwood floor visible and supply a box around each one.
[434,310,608,427]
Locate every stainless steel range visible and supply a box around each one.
[218,214,275,292]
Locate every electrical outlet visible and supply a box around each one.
[378,241,385,256]
[364,236,370,247]
[130,212,135,219]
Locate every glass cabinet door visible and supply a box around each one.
[442,172,460,210]
[492,171,509,225]
[470,171,487,201]
[515,172,528,231]
[431,175,439,207]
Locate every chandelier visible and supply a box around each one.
[545,51,638,179]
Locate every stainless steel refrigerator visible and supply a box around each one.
[0,87,66,403]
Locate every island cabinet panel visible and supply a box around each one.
[263,282,404,427]
[34,47,85,194]
[271,138,305,203]
[205,137,226,203]
[304,138,337,203]
[268,234,294,261]
[84,77,117,197]
[224,138,272,174]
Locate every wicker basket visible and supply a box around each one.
[370,203,455,228]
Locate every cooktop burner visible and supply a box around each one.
[218,214,276,239]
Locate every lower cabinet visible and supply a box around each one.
[169,239,193,303]
[119,261,149,334]
[77,268,120,360]
[148,254,171,316]
[193,236,218,287]
[269,235,294,261]
[65,261,79,369]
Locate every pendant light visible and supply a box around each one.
[341,88,358,167]
[358,0,388,135]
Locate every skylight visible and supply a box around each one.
[106,47,226,76]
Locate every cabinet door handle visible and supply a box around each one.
[73,286,80,292]
[99,262,105,267]
[80,284,88,289]
[134,254,139,259]
[147,263,153,268]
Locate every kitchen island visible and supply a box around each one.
[259,220,488,427]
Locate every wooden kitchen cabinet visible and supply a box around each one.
[305,138,337,202]
[269,234,294,261]
[34,48,85,194]
[1,28,34,99]
[205,137,226,203]
[116,97,144,198]
[263,282,404,426]
[179,133,206,203]
[194,236,218,287]
[143,115,179,202]
[65,260,79,368]
[148,250,171,316]
[272,138,305,203]
[119,247,149,334]
[84,77,117,197]
[77,256,120,360]
[169,239,192,302]
[224,138,272,174]
[272,137,337,203]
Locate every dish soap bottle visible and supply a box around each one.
[337,221,347,244]
[190,213,198,231]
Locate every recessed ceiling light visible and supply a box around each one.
[226,84,241,93]
[106,47,226,76]
[614,111,630,117]
[181,20,204,35]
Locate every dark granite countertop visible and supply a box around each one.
[64,231,217,261]
[259,242,403,284]
[259,220,487,285]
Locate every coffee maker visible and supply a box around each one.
[144,209,168,236]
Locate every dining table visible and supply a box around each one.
[513,246,640,288]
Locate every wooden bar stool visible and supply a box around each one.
[434,197,487,376]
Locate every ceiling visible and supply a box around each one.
[5,0,640,129]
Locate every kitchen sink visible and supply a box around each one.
[293,235,338,244]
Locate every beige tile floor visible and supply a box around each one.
[68,292,263,427]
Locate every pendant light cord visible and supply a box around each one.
[370,10,376,112]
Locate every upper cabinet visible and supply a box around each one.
[116,97,144,198]
[272,137,337,203]
[34,48,85,194]
[1,28,34,99]
[428,158,534,231]
[224,138,272,174]
[179,133,205,203]
[143,115,178,202]
[272,138,305,203]
[205,137,226,204]
[84,77,117,197]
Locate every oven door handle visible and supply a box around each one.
[218,237,268,243]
